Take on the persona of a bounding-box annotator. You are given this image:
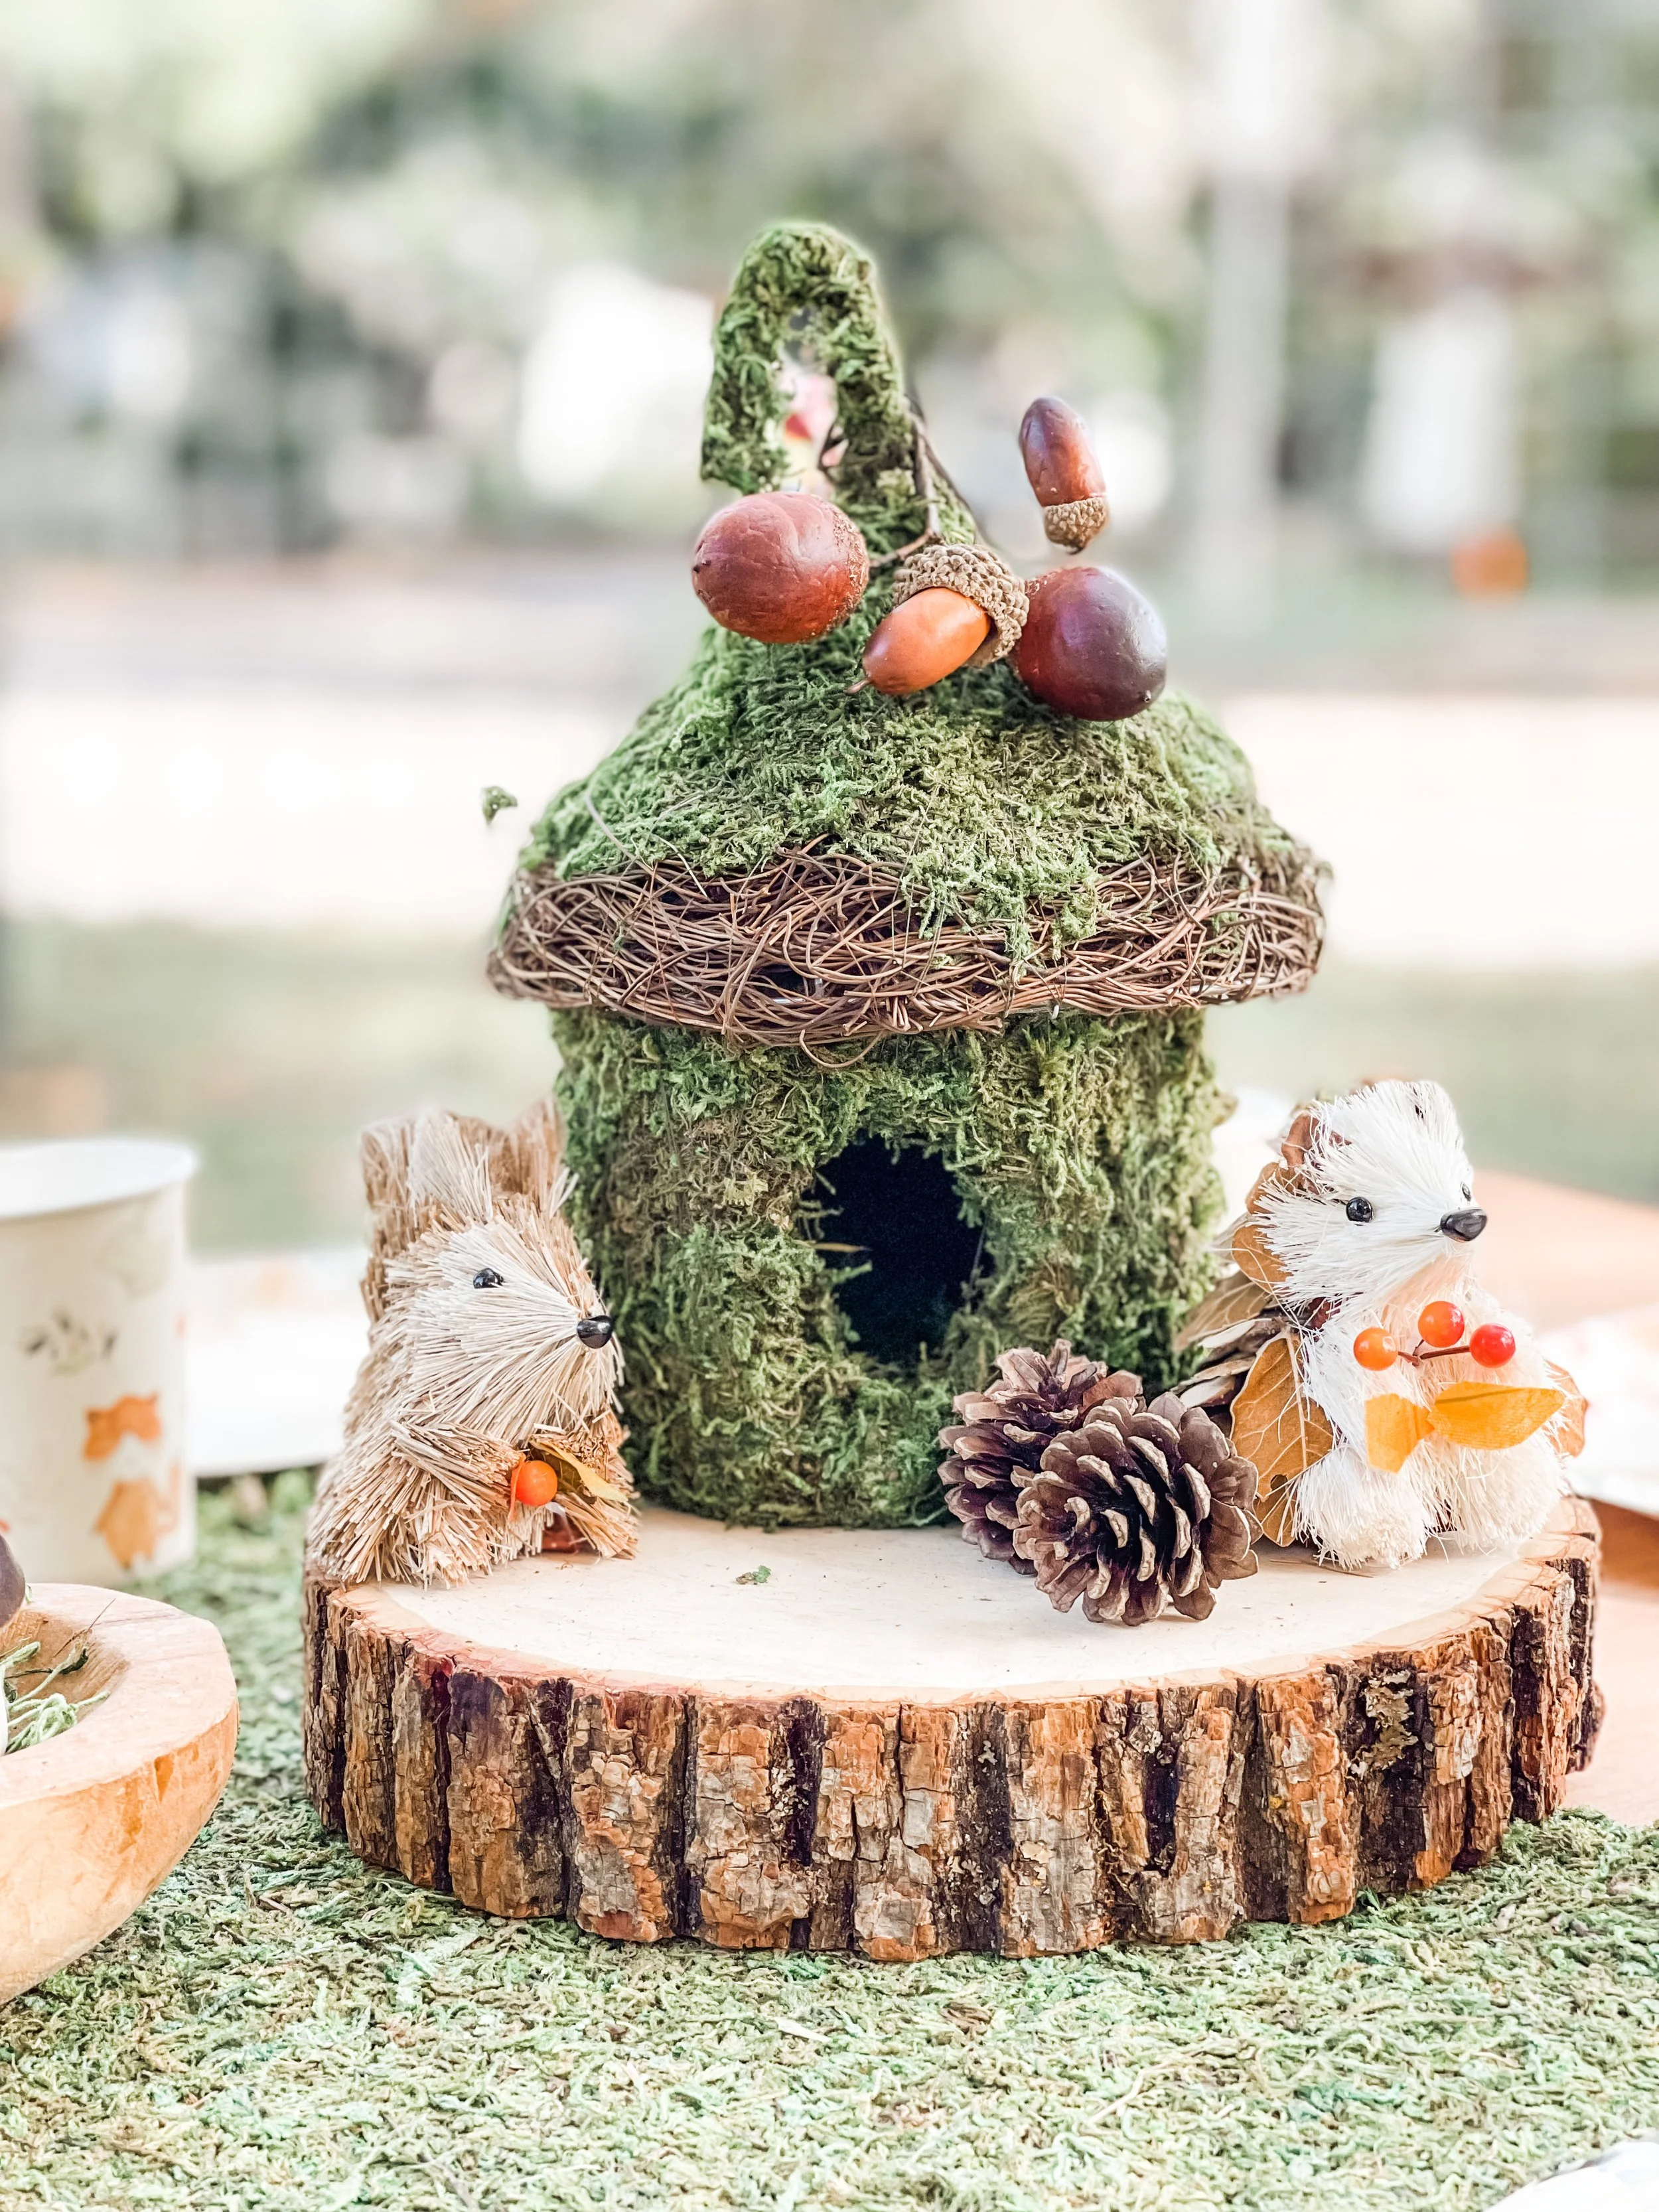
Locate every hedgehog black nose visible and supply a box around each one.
[576,1313,614,1349]
[1440,1209,1487,1242]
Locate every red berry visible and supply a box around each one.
[1417,1301,1465,1349]
[1469,1323,1516,1369]
[1013,566,1167,722]
[1353,1327,1399,1370]
[510,1457,559,1509]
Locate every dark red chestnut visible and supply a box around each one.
[691,491,869,644]
[1013,566,1167,721]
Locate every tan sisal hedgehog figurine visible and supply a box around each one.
[1179,1080,1585,1571]
[309,1100,634,1587]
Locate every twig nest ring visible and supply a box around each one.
[1041,494,1112,552]
[891,542,1027,668]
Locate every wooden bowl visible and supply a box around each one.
[1,1587,237,2002]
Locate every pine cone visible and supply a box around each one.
[938,1341,1139,1572]
[1014,1390,1258,1625]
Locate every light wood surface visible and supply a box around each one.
[0,1587,238,2003]
[1475,1172,1659,1331]
[1565,1502,1659,1824]
[303,1498,1597,1956]
[351,1505,1574,1700]
[1473,1174,1659,1822]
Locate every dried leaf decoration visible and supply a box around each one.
[1546,1361,1588,1458]
[1429,1381,1565,1452]
[1254,1468,1299,1547]
[1174,1269,1272,1352]
[1365,1395,1433,1475]
[1279,1105,1318,1172]
[1230,1335,1334,1544]
[528,1413,637,1558]
[1245,1161,1297,1213]
[1231,1215,1288,1290]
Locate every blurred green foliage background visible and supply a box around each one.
[0,0,1656,1249]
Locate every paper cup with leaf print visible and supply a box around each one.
[0,1138,198,1585]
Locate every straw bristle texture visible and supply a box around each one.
[308,1100,631,1587]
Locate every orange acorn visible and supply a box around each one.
[862,587,990,696]
[691,491,869,644]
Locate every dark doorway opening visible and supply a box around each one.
[814,1138,981,1367]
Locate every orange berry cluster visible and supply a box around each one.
[1352,1305,1516,1372]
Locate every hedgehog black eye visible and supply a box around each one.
[472,1268,504,1289]
[1345,1197,1375,1223]
[1461,1185,1472,1201]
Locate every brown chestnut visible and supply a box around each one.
[1013,567,1167,722]
[1019,396,1106,508]
[691,491,869,644]
[862,588,990,696]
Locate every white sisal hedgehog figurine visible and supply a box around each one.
[1178,1080,1584,1571]
[309,1100,633,1587]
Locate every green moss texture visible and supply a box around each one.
[8,1488,1652,2211]
[556,1006,1222,1528]
[698,220,971,555]
[526,637,1298,967]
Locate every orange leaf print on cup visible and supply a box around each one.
[83,1394,163,1461]
[95,1461,182,1572]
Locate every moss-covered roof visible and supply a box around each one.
[510,219,1316,993]
[521,607,1304,950]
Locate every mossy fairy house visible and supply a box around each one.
[492,224,1323,1531]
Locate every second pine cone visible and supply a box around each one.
[1015,1389,1257,1625]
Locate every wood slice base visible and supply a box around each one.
[302,1497,1599,1956]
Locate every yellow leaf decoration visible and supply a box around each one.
[1230,1335,1334,1544]
[1366,1395,1433,1474]
[1232,1215,1289,1291]
[1429,1381,1565,1452]
[1545,1362,1588,1459]
[1364,1381,1567,1472]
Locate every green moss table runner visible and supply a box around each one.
[4,1485,1655,2211]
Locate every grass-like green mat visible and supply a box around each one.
[5,1485,1657,2211]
